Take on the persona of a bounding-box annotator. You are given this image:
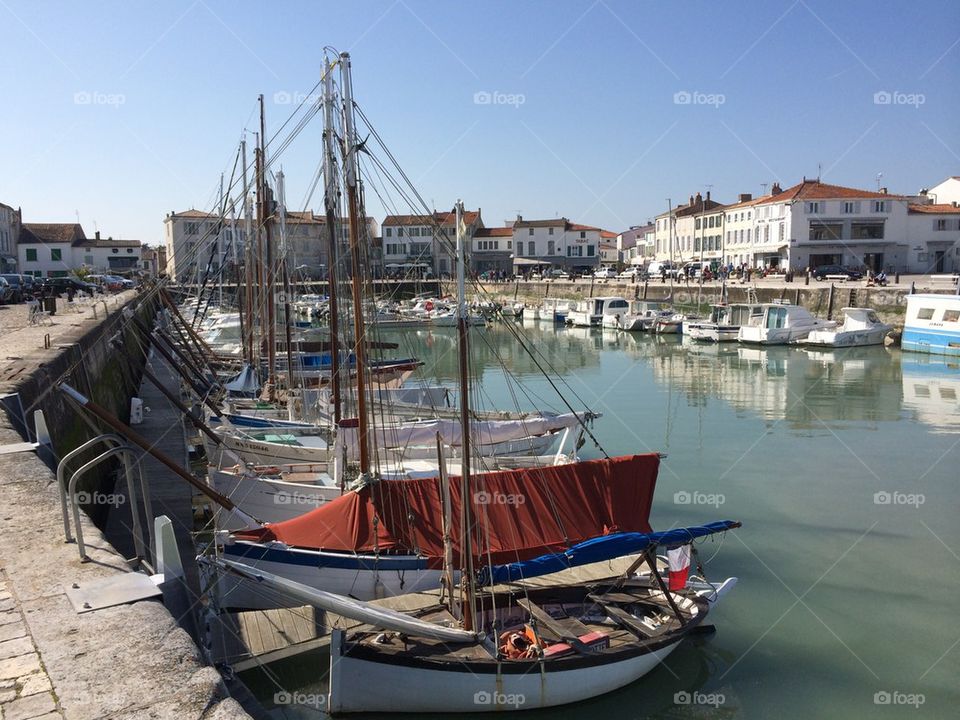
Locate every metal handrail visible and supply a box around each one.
[67,446,146,562]
[57,434,126,542]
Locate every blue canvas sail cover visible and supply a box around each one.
[479,520,740,585]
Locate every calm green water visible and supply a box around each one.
[244,321,960,719]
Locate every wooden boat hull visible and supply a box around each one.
[212,541,444,609]
[328,630,682,713]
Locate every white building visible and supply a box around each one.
[382,209,482,277]
[17,224,142,277]
[512,217,601,272]
[163,210,248,282]
[905,202,960,274]
[653,193,724,264]
[0,202,20,271]
[472,225,513,276]
[924,176,960,206]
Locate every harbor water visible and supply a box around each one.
[245,321,960,719]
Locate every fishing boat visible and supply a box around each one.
[802,307,893,347]
[902,294,960,357]
[567,296,630,327]
[686,303,761,342]
[737,301,835,345]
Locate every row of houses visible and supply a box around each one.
[166,176,960,282]
[0,201,162,278]
[647,176,960,274]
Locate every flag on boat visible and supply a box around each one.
[668,544,691,590]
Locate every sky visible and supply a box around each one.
[1,0,958,245]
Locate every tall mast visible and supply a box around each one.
[218,172,224,310]
[455,199,476,630]
[322,56,343,425]
[241,137,255,366]
[260,95,277,396]
[277,170,296,397]
[340,52,371,474]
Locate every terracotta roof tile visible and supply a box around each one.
[475,227,513,237]
[383,210,480,226]
[908,203,960,214]
[19,223,86,244]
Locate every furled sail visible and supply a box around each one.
[232,454,660,568]
[479,520,742,585]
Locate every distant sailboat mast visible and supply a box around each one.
[322,56,343,425]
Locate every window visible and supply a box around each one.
[843,201,860,214]
[26,248,37,262]
[916,308,935,320]
[779,223,785,242]
[547,240,555,255]
[51,248,62,261]
[936,219,947,231]
[528,228,534,236]
[695,218,701,230]
[507,241,512,250]
[385,227,392,237]
[694,238,701,252]
[112,248,119,254]
[398,227,404,236]
[84,255,93,265]
[528,241,535,256]
[586,245,594,256]
[872,201,887,212]
[127,248,134,253]
[805,202,822,214]
[185,222,199,234]
[579,231,586,239]
[943,309,959,323]
[548,227,554,235]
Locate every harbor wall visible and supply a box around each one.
[0,293,250,719]
[1,294,156,525]
[453,279,937,327]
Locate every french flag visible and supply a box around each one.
[667,544,691,591]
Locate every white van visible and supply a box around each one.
[646,261,678,278]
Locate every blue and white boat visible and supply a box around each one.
[902,294,960,357]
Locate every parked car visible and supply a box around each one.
[0,277,11,304]
[812,265,863,281]
[618,267,642,280]
[0,273,29,303]
[545,268,570,280]
[47,277,97,296]
[594,267,617,279]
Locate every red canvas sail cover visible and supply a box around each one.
[233,454,659,567]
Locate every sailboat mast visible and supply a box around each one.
[322,58,343,425]
[241,137,255,366]
[340,52,371,474]
[260,95,278,395]
[455,199,477,630]
[277,170,296,396]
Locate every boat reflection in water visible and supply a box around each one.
[901,355,960,434]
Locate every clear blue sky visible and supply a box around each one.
[1,0,957,245]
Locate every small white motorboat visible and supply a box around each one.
[567,297,630,327]
[803,307,893,347]
[737,301,835,345]
[686,303,762,342]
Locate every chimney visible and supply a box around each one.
[771,183,782,195]
[689,195,694,206]
[706,190,711,201]
[880,187,888,194]
[516,213,522,222]
[95,230,100,240]
[739,193,753,203]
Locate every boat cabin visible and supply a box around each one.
[903,294,960,357]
